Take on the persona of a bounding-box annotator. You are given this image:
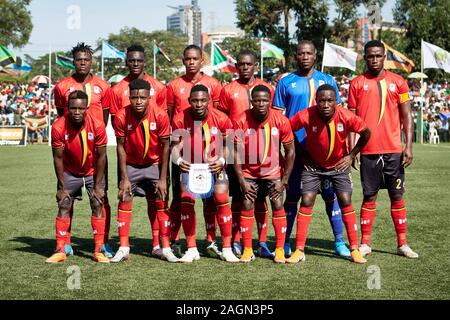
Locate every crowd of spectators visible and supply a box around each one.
[0,82,55,143]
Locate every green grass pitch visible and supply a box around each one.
[0,144,449,299]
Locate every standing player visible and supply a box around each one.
[110,44,167,257]
[110,79,176,263]
[273,40,350,257]
[167,45,222,257]
[218,49,274,258]
[287,84,370,264]
[53,42,114,258]
[348,40,418,258]
[171,85,239,263]
[233,85,295,263]
[46,91,109,263]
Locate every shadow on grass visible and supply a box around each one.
[10,236,227,261]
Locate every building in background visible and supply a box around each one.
[167,0,202,47]
[203,26,245,45]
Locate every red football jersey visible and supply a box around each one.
[234,109,294,179]
[53,75,112,122]
[167,73,222,117]
[290,105,367,169]
[110,73,167,116]
[172,108,232,164]
[218,78,274,122]
[348,70,410,155]
[114,105,170,166]
[51,113,107,176]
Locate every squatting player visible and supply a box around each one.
[233,85,295,263]
[167,45,223,258]
[348,40,418,258]
[273,40,350,257]
[46,91,109,263]
[110,44,167,257]
[53,42,114,257]
[110,79,177,263]
[171,84,239,263]
[218,49,274,258]
[287,84,370,264]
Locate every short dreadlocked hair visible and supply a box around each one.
[71,42,93,59]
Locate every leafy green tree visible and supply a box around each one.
[394,0,450,79]
[0,0,33,48]
[235,0,330,70]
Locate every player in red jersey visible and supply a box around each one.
[110,44,167,257]
[218,49,275,258]
[348,40,418,258]
[171,84,239,263]
[288,84,371,264]
[110,44,167,121]
[110,79,177,263]
[52,42,114,258]
[233,84,295,263]
[167,45,222,257]
[46,91,109,263]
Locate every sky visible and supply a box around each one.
[13,0,396,59]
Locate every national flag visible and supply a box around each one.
[8,56,31,72]
[210,42,237,73]
[102,41,125,60]
[422,40,450,73]
[382,41,415,73]
[153,41,171,62]
[261,40,284,60]
[322,42,357,71]
[0,45,16,67]
[56,54,75,70]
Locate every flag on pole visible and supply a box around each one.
[422,40,450,73]
[56,54,75,70]
[210,42,237,73]
[7,56,31,72]
[382,41,415,73]
[261,40,285,60]
[322,42,357,71]
[102,42,125,60]
[153,41,171,62]
[0,46,16,67]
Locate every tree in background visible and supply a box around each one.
[0,0,33,48]
[235,0,330,70]
[394,0,450,78]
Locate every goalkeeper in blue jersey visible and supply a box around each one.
[272,40,350,257]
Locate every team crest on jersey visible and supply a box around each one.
[180,88,185,94]
[128,124,133,131]
[150,88,155,96]
[291,83,297,88]
[389,83,397,92]
[312,126,318,132]
[318,80,325,86]
[88,132,94,140]
[211,127,218,134]
[337,123,344,132]
[233,92,239,98]
[271,127,278,135]
[363,84,369,91]
[150,122,156,130]
[93,86,100,94]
